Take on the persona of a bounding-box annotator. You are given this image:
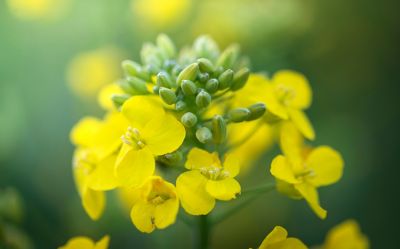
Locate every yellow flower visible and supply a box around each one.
[59,235,109,249]
[176,148,241,215]
[270,124,344,219]
[234,72,315,140]
[6,0,68,20]
[130,176,179,233]
[115,96,186,187]
[322,220,369,249]
[255,226,307,249]
[67,48,121,98]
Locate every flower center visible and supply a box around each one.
[275,84,296,106]
[75,151,97,174]
[295,167,316,179]
[199,166,230,180]
[148,194,171,205]
[121,126,145,148]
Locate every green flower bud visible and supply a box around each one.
[193,35,220,60]
[159,87,177,105]
[127,77,148,94]
[157,72,174,88]
[228,108,251,122]
[172,64,183,78]
[198,73,210,83]
[218,69,234,89]
[247,102,266,121]
[181,80,197,96]
[158,151,183,166]
[212,115,227,144]
[196,127,212,143]
[118,79,136,95]
[122,60,141,76]
[153,85,160,94]
[216,44,240,69]
[156,33,176,58]
[197,58,215,73]
[175,100,187,111]
[231,67,250,91]
[205,79,219,93]
[176,63,199,86]
[111,94,130,108]
[196,90,211,108]
[181,112,198,127]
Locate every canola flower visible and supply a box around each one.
[68,34,352,248]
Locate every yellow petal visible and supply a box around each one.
[122,96,164,129]
[264,83,289,120]
[205,178,241,201]
[70,117,102,147]
[115,147,155,187]
[270,155,301,184]
[58,236,94,249]
[94,235,110,249]
[185,148,220,170]
[176,171,215,215]
[268,238,308,249]
[142,113,186,155]
[87,154,119,191]
[288,109,315,140]
[323,220,369,249]
[306,146,344,187]
[82,188,105,221]
[259,226,288,248]
[154,198,179,229]
[130,201,156,233]
[98,83,123,111]
[272,70,312,110]
[223,152,240,177]
[294,183,327,219]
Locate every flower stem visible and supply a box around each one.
[196,215,210,249]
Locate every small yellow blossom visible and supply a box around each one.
[130,176,179,233]
[177,148,241,215]
[270,124,344,219]
[59,235,109,249]
[254,226,307,249]
[322,220,369,249]
[115,96,186,187]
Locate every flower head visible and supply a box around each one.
[322,220,369,249]
[59,235,109,249]
[255,226,307,249]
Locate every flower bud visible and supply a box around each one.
[126,77,148,94]
[153,85,160,94]
[176,63,199,86]
[181,80,197,96]
[157,72,174,88]
[193,35,220,60]
[118,79,136,95]
[156,34,176,58]
[231,67,250,91]
[196,90,211,108]
[197,58,215,73]
[198,73,210,83]
[212,115,227,144]
[159,151,183,166]
[228,108,250,122]
[247,102,266,121]
[216,44,240,69]
[175,100,187,111]
[122,60,141,76]
[181,112,198,127]
[111,94,130,108]
[196,127,212,143]
[218,69,234,89]
[159,87,177,105]
[205,79,219,93]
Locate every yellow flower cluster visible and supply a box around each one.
[68,34,349,247]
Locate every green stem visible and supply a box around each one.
[195,215,210,249]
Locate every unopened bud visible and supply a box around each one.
[197,58,215,73]
[196,90,211,108]
[212,115,227,144]
[159,87,177,105]
[112,94,130,108]
[157,72,174,88]
[205,79,219,93]
[231,67,250,91]
[181,112,198,127]
[159,151,183,166]
[156,34,176,58]
[181,80,197,96]
[126,77,148,94]
[153,85,160,94]
[247,103,266,121]
[176,63,199,86]
[216,44,240,69]
[218,69,234,89]
[198,73,210,83]
[196,127,212,143]
[175,100,187,111]
[122,60,141,76]
[228,108,250,122]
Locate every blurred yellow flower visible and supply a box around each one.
[130,176,179,233]
[132,0,191,29]
[6,0,68,20]
[67,48,122,99]
[322,220,369,249]
[255,226,307,249]
[270,124,344,219]
[177,148,241,215]
[59,235,109,249]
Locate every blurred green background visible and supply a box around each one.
[0,0,399,248]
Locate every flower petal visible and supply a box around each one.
[306,146,344,187]
[259,226,288,248]
[122,96,164,129]
[294,182,327,219]
[223,152,240,177]
[94,235,110,249]
[185,148,220,170]
[82,188,105,221]
[176,171,215,215]
[130,201,156,233]
[142,113,186,155]
[115,147,155,187]
[205,178,241,201]
[288,109,315,140]
[70,116,102,147]
[270,155,301,184]
[154,198,179,229]
[58,237,94,249]
[268,238,308,249]
[87,154,119,191]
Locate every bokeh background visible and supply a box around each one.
[0,0,399,248]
